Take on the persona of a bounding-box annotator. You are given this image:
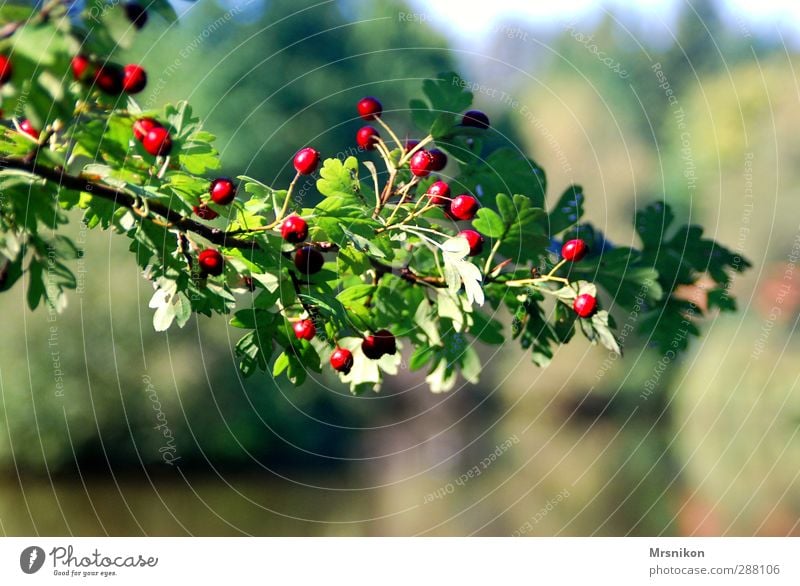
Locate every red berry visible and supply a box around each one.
[361,335,383,360]
[356,125,380,150]
[404,139,420,153]
[124,2,148,29]
[193,204,219,220]
[71,55,92,81]
[122,64,147,93]
[94,64,124,94]
[374,329,396,355]
[429,148,447,171]
[133,117,160,141]
[410,149,434,177]
[280,215,308,243]
[198,249,224,276]
[294,246,324,275]
[357,96,382,121]
[426,180,451,206]
[0,55,11,85]
[209,177,236,205]
[293,319,316,341]
[562,239,589,262]
[19,119,39,139]
[293,147,319,175]
[449,194,479,221]
[462,110,490,129]
[330,347,354,374]
[459,229,484,256]
[573,293,597,318]
[142,126,172,156]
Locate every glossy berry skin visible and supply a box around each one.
[280,215,308,243]
[462,109,490,129]
[198,249,224,276]
[361,335,383,360]
[459,229,484,256]
[124,2,148,29]
[356,125,380,150]
[293,319,316,341]
[133,117,160,141]
[429,148,447,171]
[562,239,589,262]
[449,194,479,221]
[209,177,236,205]
[71,55,92,81]
[142,126,172,156]
[94,65,124,94]
[193,204,219,220]
[426,180,451,206]
[294,246,324,275]
[330,347,354,374]
[357,96,382,121]
[0,55,11,85]
[122,64,147,93]
[293,147,319,175]
[19,119,39,139]
[409,149,434,177]
[573,294,598,318]
[404,139,420,153]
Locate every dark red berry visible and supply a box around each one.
[94,64,124,94]
[374,329,396,355]
[294,246,324,275]
[293,147,319,175]
[562,239,589,262]
[293,319,316,341]
[0,55,11,85]
[122,64,147,93]
[449,194,479,221]
[280,215,308,243]
[404,139,420,153]
[330,347,354,374]
[429,148,447,171]
[209,178,236,205]
[198,249,224,276]
[124,2,148,29]
[133,117,160,141]
[459,229,484,256]
[426,180,451,206]
[462,110,490,129]
[356,125,380,150]
[361,335,383,360]
[193,204,219,220]
[573,293,597,318]
[410,149,434,177]
[19,119,39,139]
[71,55,92,81]
[357,96,382,121]
[142,126,172,156]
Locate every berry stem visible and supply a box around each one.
[483,238,503,274]
[397,134,433,167]
[547,258,568,278]
[374,116,404,152]
[265,171,301,229]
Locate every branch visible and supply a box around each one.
[0,155,256,250]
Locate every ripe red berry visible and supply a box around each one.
[449,194,479,221]
[94,64,124,94]
[124,2,148,29]
[122,64,147,93]
[71,55,92,81]
[294,246,324,275]
[429,148,447,171]
[573,293,597,318]
[293,319,316,341]
[404,139,420,153]
[459,229,484,256]
[562,239,589,262]
[410,149,434,177]
[361,335,383,360]
[142,126,172,156]
[19,119,39,139]
[193,204,219,220]
[330,347,354,374]
[0,55,12,85]
[209,177,236,205]
[133,117,160,141]
[374,329,396,355]
[198,249,224,276]
[426,180,451,206]
[356,125,380,150]
[357,96,382,121]
[462,110,490,129]
[280,215,308,243]
[293,147,319,175]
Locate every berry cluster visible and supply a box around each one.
[71,55,148,95]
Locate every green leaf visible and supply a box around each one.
[547,185,584,235]
[316,156,360,200]
[472,208,504,239]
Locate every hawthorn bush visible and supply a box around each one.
[0,2,749,394]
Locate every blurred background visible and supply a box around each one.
[0,0,799,536]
